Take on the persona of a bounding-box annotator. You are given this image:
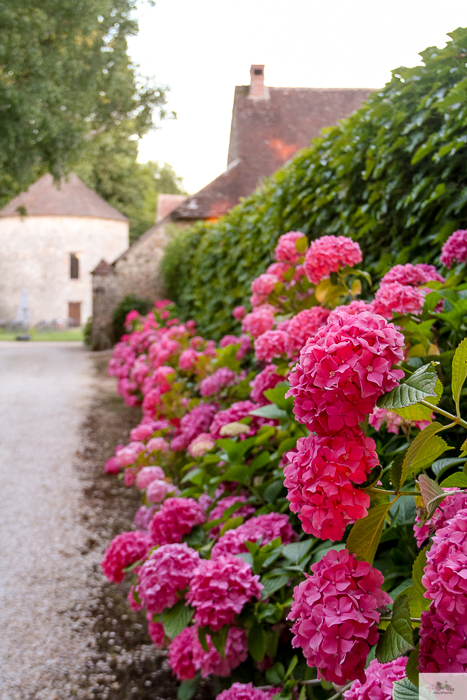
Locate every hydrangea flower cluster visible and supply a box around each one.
[343,657,408,700]
[419,604,467,672]
[413,490,467,547]
[135,543,199,613]
[169,626,248,681]
[242,305,275,337]
[369,407,430,437]
[287,310,405,434]
[440,229,467,268]
[212,513,298,557]
[171,403,218,451]
[274,230,307,263]
[149,497,206,545]
[101,531,152,583]
[209,401,271,440]
[147,619,166,648]
[380,262,445,286]
[186,555,263,631]
[254,330,288,362]
[284,429,378,540]
[188,432,215,457]
[136,466,165,490]
[200,367,239,397]
[286,307,330,356]
[288,549,390,684]
[207,495,255,538]
[303,235,362,285]
[370,281,426,318]
[217,683,281,700]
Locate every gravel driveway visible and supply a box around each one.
[0,342,93,699]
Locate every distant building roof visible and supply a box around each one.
[172,65,373,220]
[156,194,188,223]
[0,173,128,221]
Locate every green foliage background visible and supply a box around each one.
[162,27,467,340]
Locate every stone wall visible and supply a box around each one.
[91,217,188,350]
[0,215,129,325]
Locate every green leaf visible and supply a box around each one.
[162,600,194,640]
[390,450,408,493]
[431,456,466,476]
[250,451,271,472]
[412,547,429,608]
[261,575,290,596]
[219,515,244,536]
[440,472,467,487]
[377,363,438,410]
[346,502,392,564]
[248,622,267,662]
[375,595,414,662]
[266,663,285,685]
[451,337,467,413]
[282,539,314,565]
[406,645,419,686]
[399,422,451,487]
[210,625,229,658]
[402,585,429,620]
[311,542,346,563]
[177,675,201,700]
[393,677,431,700]
[391,378,443,421]
[221,465,250,483]
[264,479,284,504]
[418,473,444,515]
[264,383,292,410]
[295,236,308,253]
[249,404,288,420]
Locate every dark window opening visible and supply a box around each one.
[68,302,81,326]
[70,253,79,279]
[254,68,263,76]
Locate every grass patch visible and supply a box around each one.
[0,328,84,342]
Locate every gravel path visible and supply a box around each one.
[0,342,94,700]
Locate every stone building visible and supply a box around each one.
[91,66,373,348]
[0,173,129,327]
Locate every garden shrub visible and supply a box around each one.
[163,27,467,339]
[112,293,151,343]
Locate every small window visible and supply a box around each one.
[68,302,81,326]
[70,253,79,279]
[254,68,263,76]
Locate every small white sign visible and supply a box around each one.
[420,674,467,700]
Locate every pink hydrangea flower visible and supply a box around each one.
[267,261,292,279]
[369,407,404,435]
[284,429,377,540]
[130,423,155,442]
[217,683,281,700]
[254,330,288,362]
[208,495,255,538]
[343,657,408,700]
[327,300,372,324]
[220,334,251,360]
[104,456,120,474]
[414,489,467,547]
[136,543,199,613]
[188,433,216,457]
[209,401,259,440]
[289,549,390,684]
[101,531,152,583]
[200,367,238,397]
[422,507,467,627]
[371,282,426,318]
[275,231,307,263]
[242,306,275,338]
[233,305,246,320]
[136,466,165,490]
[251,273,280,299]
[286,307,330,356]
[187,555,263,632]
[419,604,467,672]
[304,235,362,285]
[212,512,297,558]
[441,229,467,268]
[381,263,444,287]
[168,627,198,680]
[287,310,405,434]
[172,403,218,451]
[134,504,159,531]
[146,437,169,453]
[147,619,166,648]
[192,625,248,677]
[250,364,284,405]
[147,479,177,503]
[179,348,199,371]
[149,497,206,546]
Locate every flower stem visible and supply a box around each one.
[419,400,467,429]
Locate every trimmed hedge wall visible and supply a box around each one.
[162,27,467,339]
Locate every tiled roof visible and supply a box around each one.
[0,173,128,221]
[172,84,373,220]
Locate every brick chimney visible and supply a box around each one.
[249,65,269,100]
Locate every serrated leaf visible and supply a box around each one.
[406,645,419,686]
[377,363,438,410]
[264,479,284,504]
[390,450,407,493]
[418,474,443,507]
[432,456,466,476]
[412,547,429,605]
[219,515,244,536]
[460,437,467,457]
[402,585,430,620]
[393,677,431,700]
[197,626,209,652]
[248,622,267,662]
[346,502,392,564]
[249,404,288,420]
[391,378,443,421]
[210,625,229,658]
[451,338,467,414]
[162,600,194,640]
[261,575,290,596]
[399,422,450,487]
[440,472,467,487]
[375,595,414,662]
[282,539,314,565]
[177,675,200,700]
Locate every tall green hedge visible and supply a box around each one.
[162,27,467,339]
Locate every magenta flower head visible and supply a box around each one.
[274,231,307,264]
[285,307,330,357]
[149,497,206,546]
[192,625,248,677]
[343,657,408,700]
[217,682,281,700]
[187,555,263,632]
[207,495,255,539]
[254,330,288,362]
[136,542,199,614]
[168,626,198,680]
[441,229,467,268]
[288,549,390,684]
[370,282,426,318]
[212,512,297,558]
[200,367,238,397]
[250,364,284,405]
[303,235,362,285]
[242,305,275,338]
[209,401,260,440]
[422,507,467,627]
[136,466,165,490]
[284,428,378,541]
[287,310,404,434]
[233,305,246,320]
[381,263,444,287]
[251,273,280,299]
[147,619,166,648]
[419,603,467,672]
[101,531,152,583]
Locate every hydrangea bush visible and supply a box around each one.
[101,229,467,700]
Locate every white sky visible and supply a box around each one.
[128,0,467,194]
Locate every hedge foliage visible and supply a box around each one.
[162,27,467,340]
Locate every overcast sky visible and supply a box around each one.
[128,0,467,194]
